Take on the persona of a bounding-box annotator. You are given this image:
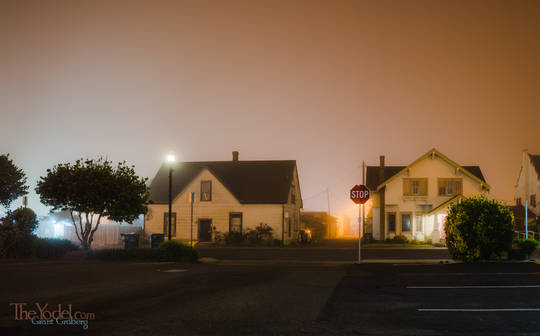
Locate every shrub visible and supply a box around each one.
[158,240,199,262]
[92,242,198,262]
[0,208,40,258]
[92,248,160,260]
[32,238,78,258]
[224,231,244,245]
[445,195,513,262]
[244,223,274,245]
[514,238,539,257]
[391,235,409,244]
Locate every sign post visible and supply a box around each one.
[350,183,370,263]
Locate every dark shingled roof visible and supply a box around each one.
[529,154,540,179]
[149,161,298,204]
[366,165,487,190]
[366,166,405,190]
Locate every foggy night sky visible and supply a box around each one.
[1,0,539,223]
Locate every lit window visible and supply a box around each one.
[403,178,427,196]
[438,179,462,196]
[402,214,411,232]
[200,181,212,201]
[229,213,242,233]
[415,215,423,232]
[388,213,396,232]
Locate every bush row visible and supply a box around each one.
[91,240,199,262]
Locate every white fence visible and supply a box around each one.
[64,224,143,248]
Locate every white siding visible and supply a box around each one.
[145,168,301,243]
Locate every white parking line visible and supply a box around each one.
[419,308,540,312]
[408,285,540,289]
[402,272,540,276]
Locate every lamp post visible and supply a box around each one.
[166,153,176,241]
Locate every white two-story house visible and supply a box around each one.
[145,151,303,244]
[365,149,489,242]
[514,150,540,232]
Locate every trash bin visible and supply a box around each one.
[150,233,165,248]
[123,233,140,249]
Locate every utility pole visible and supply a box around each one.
[524,150,529,239]
[326,187,331,215]
[362,161,366,236]
[190,192,194,246]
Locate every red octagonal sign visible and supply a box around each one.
[350,184,370,204]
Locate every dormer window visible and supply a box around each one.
[403,178,427,196]
[200,181,212,201]
[438,178,462,196]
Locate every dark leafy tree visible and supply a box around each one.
[1,207,39,234]
[35,159,150,249]
[445,195,514,262]
[0,154,28,208]
[0,207,38,257]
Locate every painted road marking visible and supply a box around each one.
[418,308,540,312]
[402,272,540,276]
[408,285,540,289]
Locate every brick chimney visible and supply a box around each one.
[379,155,385,184]
[232,151,239,162]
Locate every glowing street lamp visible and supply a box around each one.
[166,152,176,240]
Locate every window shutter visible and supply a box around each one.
[403,180,411,196]
[419,179,428,195]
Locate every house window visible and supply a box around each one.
[163,212,176,237]
[401,214,411,232]
[388,213,396,232]
[229,213,242,233]
[200,181,212,201]
[531,195,537,207]
[516,198,522,206]
[415,215,423,232]
[438,179,462,196]
[291,189,296,204]
[403,178,428,196]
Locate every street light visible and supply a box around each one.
[166,152,176,241]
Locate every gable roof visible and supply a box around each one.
[149,160,299,205]
[366,166,405,191]
[366,149,489,191]
[427,194,464,214]
[529,154,540,179]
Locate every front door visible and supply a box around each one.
[198,219,212,242]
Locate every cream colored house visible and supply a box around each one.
[514,150,540,230]
[145,152,302,244]
[365,149,489,242]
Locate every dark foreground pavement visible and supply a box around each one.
[316,262,540,335]
[197,246,451,262]
[1,250,539,335]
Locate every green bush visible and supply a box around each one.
[92,242,198,262]
[92,248,160,260]
[0,208,42,258]
[159,240,199,262]
[244,223,274,245]
[32,238,78,258]
[514,238,539,257]
[390,235,409,243]
[445,196,513,262]
[224,231,244,245]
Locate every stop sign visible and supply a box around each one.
[350,184,370,204]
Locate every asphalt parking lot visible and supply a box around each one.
[1,248,539,335]
[316,262,540,335]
